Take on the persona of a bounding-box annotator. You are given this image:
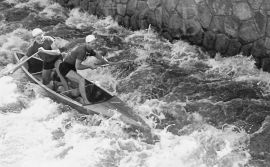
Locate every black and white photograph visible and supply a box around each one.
[0,0,270,166]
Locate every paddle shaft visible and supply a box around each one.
[6,51,39,75]
[100,60,132,67]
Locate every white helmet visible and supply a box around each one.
[85,35,96,43]
[32,28,43,37]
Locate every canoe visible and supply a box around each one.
[14,52,149,130]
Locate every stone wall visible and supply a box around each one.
[55,0,270,69]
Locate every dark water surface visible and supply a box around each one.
[0,0,270,166]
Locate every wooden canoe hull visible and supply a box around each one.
[14,52,149,130]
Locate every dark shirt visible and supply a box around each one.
[64,44,96,65]
[26,36,56,62]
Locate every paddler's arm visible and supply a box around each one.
[94,51,111,65]
[37,41,61,56]
[75,59,96,70]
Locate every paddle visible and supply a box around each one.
[1,51,39,76]
[100,60,133,67]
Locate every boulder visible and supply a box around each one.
[261,0,270,11]
[168,13,184,37]
[123,15,130,27]
[247,0,263,10]
[130,13,139,30]
[254,11,267,35]
[262,58,270,72]
[88,2,98,15]
[126,0,138,16]
[266,18,270,36]
[161,0,178,14]
[209,0,233,15]
[241,43,253,56]
[239,20,261,43]
[265,37,270,50]
[147,0,161,10]
[233,2,253,20]
[80,0,89,11]
[224,16,240,38]
[196,1,212,29]
[137,1,148,11]
[155,7,162,29]
[215,34,229,54]
[209,16,225,33]
[203,31,216,50]
[176,0,197,19]
[116,4,126,16]
[226,39,241,56]
[251,39,266,58]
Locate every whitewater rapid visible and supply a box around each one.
[1,0,270,166]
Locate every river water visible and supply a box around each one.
[0,0,270,166]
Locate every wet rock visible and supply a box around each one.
[247,0,263,10]
[254,11,267,35]
[208,0,233,15]
[88,1,98,15]
[233,2,253,20]
[261,58,270,72]
[209,16,225,33]
[161,31,173,42]
[126,0,137,16]
[147,0,161,10]
[197,1,212,29]
[203,31,216,50]
[67,0,80,8]
[55,0,270,66]
[137,1,148,11]
[185,28,203,45]
[168,14,184,38]
[146,10,156,28]
[215,34,229,54]
[176,0,197,19]
[224,16,240,38]
[115,14,124,25]
[123,15,129,27]
[162,0,178,14]
[266,18,270,36]
[130,13,139,30]
[155,7,162,29]
[138,8,150,29]
[251,39,266,58]
[241,43,253,56]
[161,7,170,29]
[79,0,88,11]
[239,20,261,43]
[116,3,126,16]
[183,19,202,36]
[225,39,241,56]
[265,37,270,50]
[261,0,270,11]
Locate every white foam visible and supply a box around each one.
[0,76,19,106]
[5,0,52,8]
[65,8,97,29]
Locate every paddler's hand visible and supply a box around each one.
[61,52,68,59]
[38,47,45,53]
